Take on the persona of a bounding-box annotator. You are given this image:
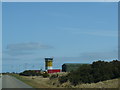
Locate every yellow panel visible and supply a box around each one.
[47,61,52,66]
[49,61,52,66]
[45,60,53,67]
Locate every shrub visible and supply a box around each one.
[59,75,68,84]
[42,72,49,78]
[19,70,41,76]
[50,74,58,79]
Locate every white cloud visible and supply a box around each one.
[4,50,33,56]
[2,42,53,58]
[6,42,53,51]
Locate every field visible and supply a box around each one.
[11,73,120,88]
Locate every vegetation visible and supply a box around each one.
[10,60,120,88]
[11,74,52,88]
[19,70,49,78]
[49,74,58,79]
[19,70,41,76]
[10,73,119,88]
[58,60,120,86]
[59,75,68,84]
[42,72,49,78]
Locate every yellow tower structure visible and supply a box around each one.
[45,58,53,70]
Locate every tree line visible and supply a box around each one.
[19,70,49,78]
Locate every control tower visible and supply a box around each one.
[45,58,53,70]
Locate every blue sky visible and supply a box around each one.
[2,2,118,72]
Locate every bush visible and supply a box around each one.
[68,64,94,85]
[19,70,41,76]
[50,74,58,79]
[59,75,68,84]
[42,72,49,78]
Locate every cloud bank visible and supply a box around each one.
[3,42,53,57]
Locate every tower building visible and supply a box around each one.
[45,58,53,70]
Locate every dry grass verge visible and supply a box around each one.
[11,74,56,88]
[75,78,119,88]
[10,73,120,88]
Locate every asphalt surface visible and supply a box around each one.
[2,75,33,88]
[0,75,2,89]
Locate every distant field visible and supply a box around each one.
[11,74,119,88]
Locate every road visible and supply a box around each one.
[0,75,2,89]
[2,75,33,88]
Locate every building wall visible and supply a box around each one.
[62,63,88,72]
[47,69,61,73]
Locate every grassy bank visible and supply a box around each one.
[74,78,119,88]
[49,77,119,88]
[10,74,55,88]
[10,74,120,88]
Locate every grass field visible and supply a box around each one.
[11,74,120,88]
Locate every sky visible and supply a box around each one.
[2,2,118,72]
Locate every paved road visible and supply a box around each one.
[2,75,33,88]
[0,75,2,89]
